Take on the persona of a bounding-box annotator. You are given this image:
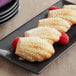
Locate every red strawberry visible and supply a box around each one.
[12,37,20,49]
[49,6,60,10]
[59,32,69,45]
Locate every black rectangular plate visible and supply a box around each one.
[0,0,75,74]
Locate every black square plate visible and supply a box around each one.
[0,0,75,74]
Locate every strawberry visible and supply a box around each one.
[12,37,20,49]
[59,32,69,45]
[49,6,60,10]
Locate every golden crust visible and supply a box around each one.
[38,18,71,32]
[24,27,61,44]
[15,37,55,62]
[48,9,76,24]
[63,5,76,10]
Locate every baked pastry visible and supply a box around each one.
[24,27,61,44]
[38,18,71,32]
[48,9,76,24]
[63,5,76,10]
[15,37,55,62]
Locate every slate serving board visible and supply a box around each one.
[0,0,75,74]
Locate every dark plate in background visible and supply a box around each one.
[0,3,19,19]
[0,0,75,74]
[0,8,18,24]
[0,0,18,16]
[0,0,19,24]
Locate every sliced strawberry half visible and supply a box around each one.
[49,6,60,10]
[58,32,69,45]
[12,37,20,49]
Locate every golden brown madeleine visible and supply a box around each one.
[15,37,55,62]
[48,9,76,24]
[38,18,71,32]
[24,27,61,44]
[63,5,76,10]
